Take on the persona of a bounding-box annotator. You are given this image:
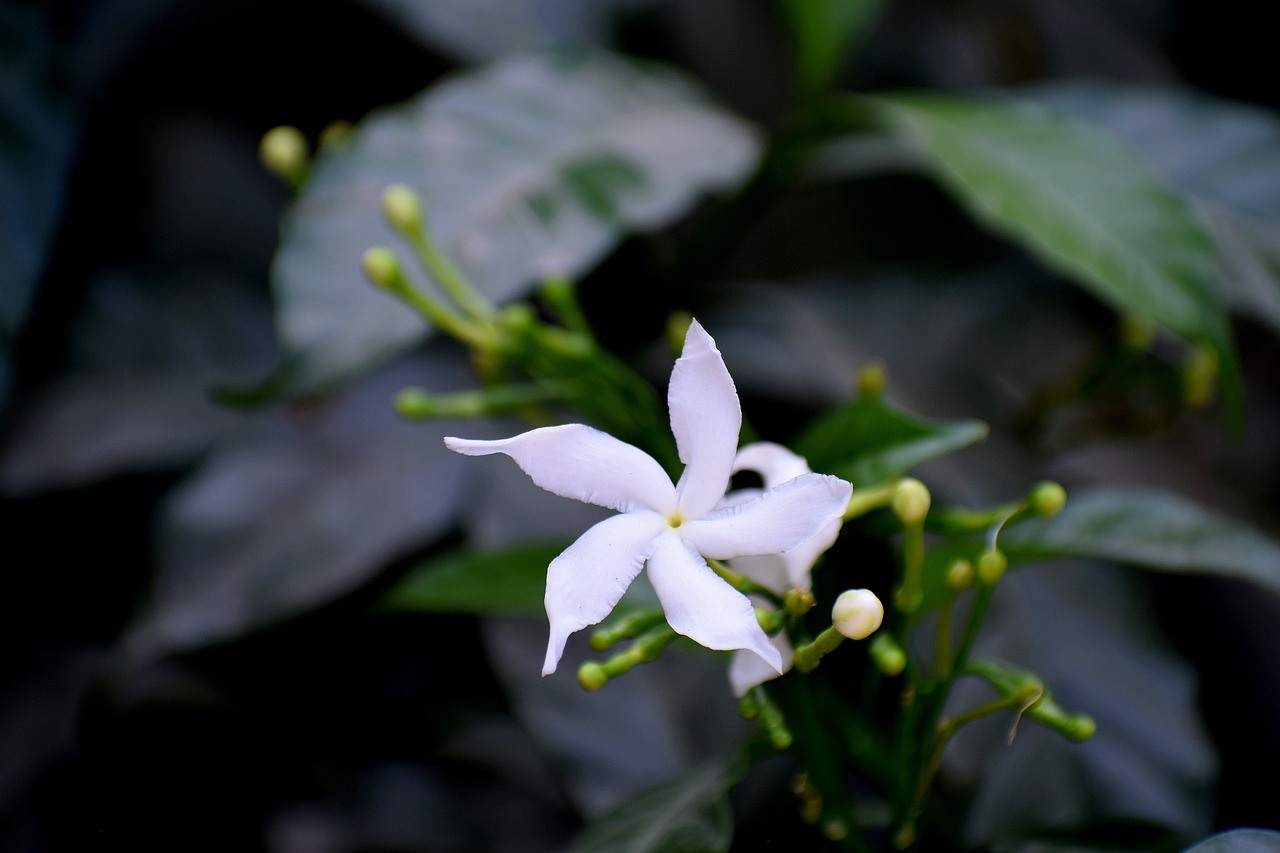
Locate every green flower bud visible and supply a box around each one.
[383,183,424,236]
[1063,714,1097,741]
[892,478,931,526]
[1183,344,1219,408]
[831,589,884,640]
[578,661,608,691]
[1028,480,1067,517]
[977,549,1007,585]
[362,247,403,291]
[869,633,906,676]
[259,125,309,183]
[947,557,974,592]
[857,362,887,397]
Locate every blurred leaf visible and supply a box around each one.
[1183,829,1280,853]
[1024,81,1280,336]
[860,92,1243,429]
[383,542,566,616]
[945,564,1217,847]
[361,0,663,62]
[778,0,883,96]
[265,50,760,397]
[569,759,741,853]
[794,391,988,486]
[0,272,273,494]
[0,4,77,398]
[1001,487,1280,594]
[120,356,472,661]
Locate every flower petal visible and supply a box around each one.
[445,424,675,513]
[668,320,741,518]
[733,442,812,490]
[542,511,666,675]
[682,473,851,560]
[729,633,793,697]
[646,531,782,672]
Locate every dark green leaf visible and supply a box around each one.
[383,541,567,616]
[267,51,760,396]
[1001,488,1280,594]
[569,760,742,853]
[861,92,1243,428]
[794,391,987,486]
[1024,81,1280,336]
[1183,830,1280,853]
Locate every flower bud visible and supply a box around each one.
[383,183,425,237]
[1028,480,1066,517]
[857,362,886,396]
[259,125,309,182]
[578,662,608,691]
[832,589,884,640]
[892,478,931,526]
[977,549,1007,585]
[1183,345,1218,408]
[946,557,974,592]
[362,247,402,291]
[869,633,906,676]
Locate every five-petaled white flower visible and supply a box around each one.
[444,320,852,676]
[723,442,845,697]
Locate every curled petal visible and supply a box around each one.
[683,473,852,560]
[733,442,812,490]
[779,517,842,590]
[729,632,793,697]
[668,320,741,518]
[445,424,675,514]
[542,511,666,675]
[646,531,782,672]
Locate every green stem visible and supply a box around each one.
[707,558,785,607]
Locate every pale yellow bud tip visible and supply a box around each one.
[382,183,424,235]
[578,662,608,691]
[892,478,931,526]
[362,247,401,290]
[259,125,309,179]
[857,362,886,396]
[831,589,884,641]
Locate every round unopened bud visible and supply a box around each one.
[977,549,1008,585]
[892,478,931,526]
[1064,714,1097,741]
[578,662,608,691]
[946,557,974,591]
[857,362,886,396]
[1183,345,1219,408]
[259,125,309,180]
[383,183,424,236]
[1028,480,1067,517]
[832,589,884,640]
[362,247,402,290]
[870,633,906,676]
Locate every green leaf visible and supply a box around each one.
[383,541,567,616]
[1001,487,1280,595]
[794,391,987,486]
[1023,81,1280,337]
[779,0,884,96]
[860,92,1243,429]
[1182,829,1280,853]
[265,50,760,397]
[569,760,742,853]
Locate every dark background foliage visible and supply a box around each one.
[2,0,1279,850]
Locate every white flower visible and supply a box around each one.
[724,443,845,697]
[444,320,852,676]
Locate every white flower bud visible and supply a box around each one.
[831,589,884,640]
